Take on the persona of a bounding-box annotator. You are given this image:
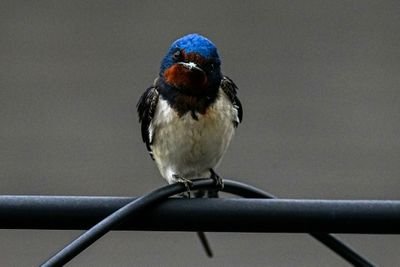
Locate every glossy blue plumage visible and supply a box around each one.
[160,33,221,74]
[172,33,219,58]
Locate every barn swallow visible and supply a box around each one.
[137,33,242,258]
[137,33,242,192]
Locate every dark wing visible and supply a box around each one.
[221,76,243,127]
[137,83,159,159]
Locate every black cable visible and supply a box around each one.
[223,179,375,267]
[41,179,374,266]
[40,179,215,267]
[310,233,374,267]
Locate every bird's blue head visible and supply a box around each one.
[160,34,222,95]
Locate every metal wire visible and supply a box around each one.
[40,179,375,266]
[0,196,398,233]
[223,179,375,267]
[40,179,215,266]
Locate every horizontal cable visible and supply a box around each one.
[1,195,399,233]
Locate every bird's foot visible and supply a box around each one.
[173,174,193,198]
[208,169,223,198]
[209,168,224,190]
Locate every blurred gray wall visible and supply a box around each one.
[1,1,399,266]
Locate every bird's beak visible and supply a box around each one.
[178,62,204,73]
[163,61,208,91]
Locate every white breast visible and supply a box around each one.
[150,89,237,184]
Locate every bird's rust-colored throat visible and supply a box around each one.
[163,52,209,92]
[164,64,208,91]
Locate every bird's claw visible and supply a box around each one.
[173,175,193,198]
[210,168,224,190]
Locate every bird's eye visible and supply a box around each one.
[172,50,182,61]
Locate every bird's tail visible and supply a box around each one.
[193,189,219,258]
[197,231,213,257]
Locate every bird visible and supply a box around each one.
[137,33,242,192]
[137,33,242,257]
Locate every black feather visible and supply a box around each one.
[137,84,159,159]
[221,76,243,127]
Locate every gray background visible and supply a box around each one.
[1,1,399,266]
